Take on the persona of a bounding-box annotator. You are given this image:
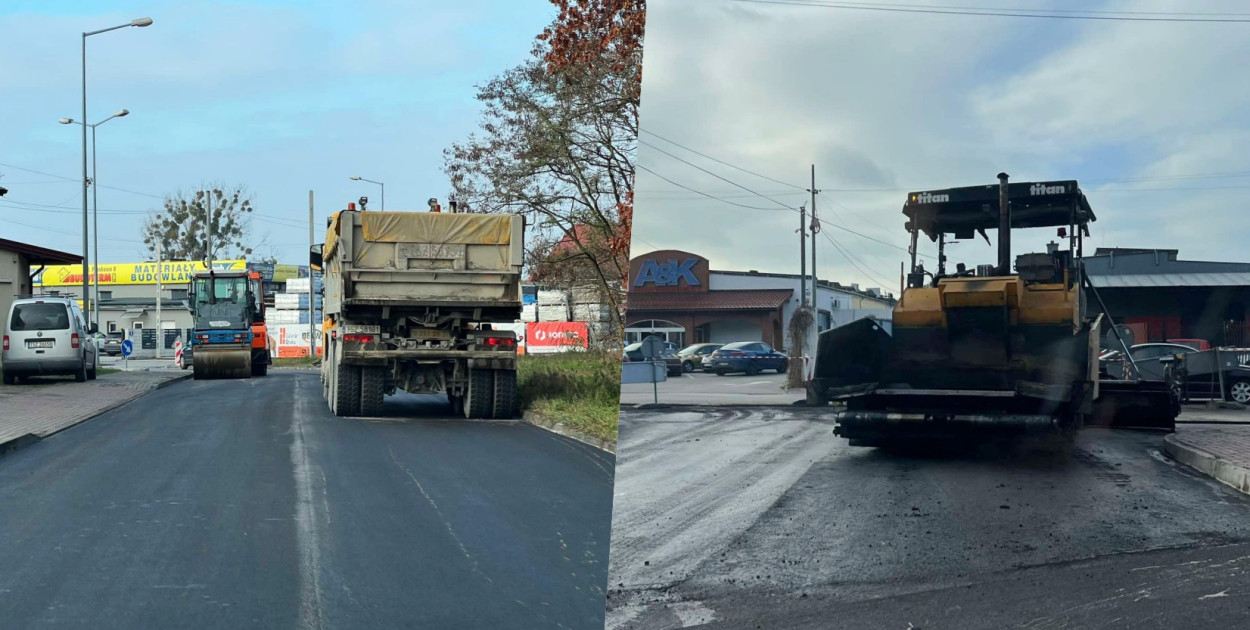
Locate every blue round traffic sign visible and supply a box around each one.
[121,339,134,357]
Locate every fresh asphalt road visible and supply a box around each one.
[619,371,802,406]
[607,407,1250,630]
[0,370,614,629]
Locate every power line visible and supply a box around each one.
[639,139,799,211]
[734,0,1250,22]
[640,130,808,190]
[768,0,1250,18]
[637,164,791,211]
[821,228,898,290]
[0,161,163,199]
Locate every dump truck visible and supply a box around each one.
[188,269,270,379]
[808,174,1180,447]
[310,200,524,418]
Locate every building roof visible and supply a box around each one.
[1083,249,1250,276]
[0,238,81,265]
[1087,272,1250,289]
[626,289,793,312]
[711,269,896,302]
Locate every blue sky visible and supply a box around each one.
[633,0,1250,293]
[0,0,555,264]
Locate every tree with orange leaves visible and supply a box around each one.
[445,1,645,342]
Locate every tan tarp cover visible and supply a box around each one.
[361,212,512,245]
[324,211,344,259]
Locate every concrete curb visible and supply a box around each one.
[0,373,193,458]
[1163,434,1250,495]
[621,402,821,411]
[522,410,615,454]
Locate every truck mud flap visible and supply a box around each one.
[1088,380,1177,432]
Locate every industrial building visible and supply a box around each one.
[1085,248,1250,346]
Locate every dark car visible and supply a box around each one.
[101,332,124,356]
[676,343,722,373]
[1102,342,1250,403]
[705,341,788,376]
[623,340,682,376]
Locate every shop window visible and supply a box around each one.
[626,319,685,348]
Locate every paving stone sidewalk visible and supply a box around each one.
[0,371,191,451]
[1165,425,1250,495]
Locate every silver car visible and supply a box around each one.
[2,297,98,384]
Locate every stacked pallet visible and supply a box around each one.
[269,275,322,325]
[536,289,570,322]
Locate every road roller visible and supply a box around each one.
[189,269,269,379]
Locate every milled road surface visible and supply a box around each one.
[0,370,614,629]
[607,408,1250,629]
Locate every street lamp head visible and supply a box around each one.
[59,118,75,125]
[115,109,130,117]
[131,17,153,27]
[349,176,362,181]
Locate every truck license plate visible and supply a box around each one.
[26,340,54,349]
[342,324,381,335]
[412,329,450,340]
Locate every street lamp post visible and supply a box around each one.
[349,175,384,211]
[81,16,151,325]
[61,109,129,329]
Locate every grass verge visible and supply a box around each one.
[97,368,121,376]
[272,356,320,368]
[517,351,620,443]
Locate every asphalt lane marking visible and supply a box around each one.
[291,377,327,630]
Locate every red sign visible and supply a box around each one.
[526,322,589,350]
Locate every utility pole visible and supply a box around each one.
[309,190,316,358]
[799,204,807,306]
[809,164,819,311]
[155,239,162,359]
[205,188,214,266]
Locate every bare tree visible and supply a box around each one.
[142,184,255,261]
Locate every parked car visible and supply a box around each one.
[676,343,723,372]
[705,341,788,376]
[100,331,124,356]
[2,296,98,384]
[623,340,683,376]
[176,341,194,370]
[1101,342,1250,403]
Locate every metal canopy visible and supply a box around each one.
[120,309,146,319]
[902,180,1095,241]
[1086,272,1250,288]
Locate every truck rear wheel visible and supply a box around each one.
[492,370,519,419]
[332,359,361,417]
[465,369,493,419]
[360,366,386,416]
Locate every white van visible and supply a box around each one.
[2,297,98,384]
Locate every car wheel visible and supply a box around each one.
[777,361,788,374]
[2,372,14,386]
[745,361,760,376]
[682,360,694,373]
[1229,379,1250,404]
[75,360,88,383]
[716,370,726,376]
[87,363,97,380]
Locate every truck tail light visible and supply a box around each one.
[484,337,516,347]
[71,333,80,349]
[2,335,8,351]
[343,333,376,343]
